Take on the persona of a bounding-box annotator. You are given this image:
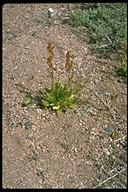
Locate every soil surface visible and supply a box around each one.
[3,4,127,189]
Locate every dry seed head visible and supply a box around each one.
[65,50,73,72]
[47,42,54,69]
[47,57,53,68]
[47,42,54,51]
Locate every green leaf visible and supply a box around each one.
[69,94,75,99]
[41,100,50,107]
[69,103,78,109]
[49,103,55,106]
[39,89,45,94]
[22,95,32,107]
[53,105,60,110]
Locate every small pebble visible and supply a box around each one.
[48,8,54,13]
[104,92,111,96]
[94,79,100,84]
[104,127,113,133]
[24,120,32,129]
[104,148,110,156]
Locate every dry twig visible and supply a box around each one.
[89,88,116,120]
[94,165,127,188]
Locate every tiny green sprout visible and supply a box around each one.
[117,64,127,78]
[22,94,32,107]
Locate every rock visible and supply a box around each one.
[94,79,100,84]
[104,92,111,96]
[48,8,57,17]
[48,8,54,13]
[24,120,32,129]
[104,127,113,133]
[104,148,110,156]
[54,20,60,25]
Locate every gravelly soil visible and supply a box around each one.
[3,4,127,189]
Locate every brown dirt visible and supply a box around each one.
[3,4,127,189]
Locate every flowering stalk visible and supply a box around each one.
[47,42,54,84]
[65,50,73,86]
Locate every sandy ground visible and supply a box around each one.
[3,4,127,189]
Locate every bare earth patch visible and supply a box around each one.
[3,4,127,189]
